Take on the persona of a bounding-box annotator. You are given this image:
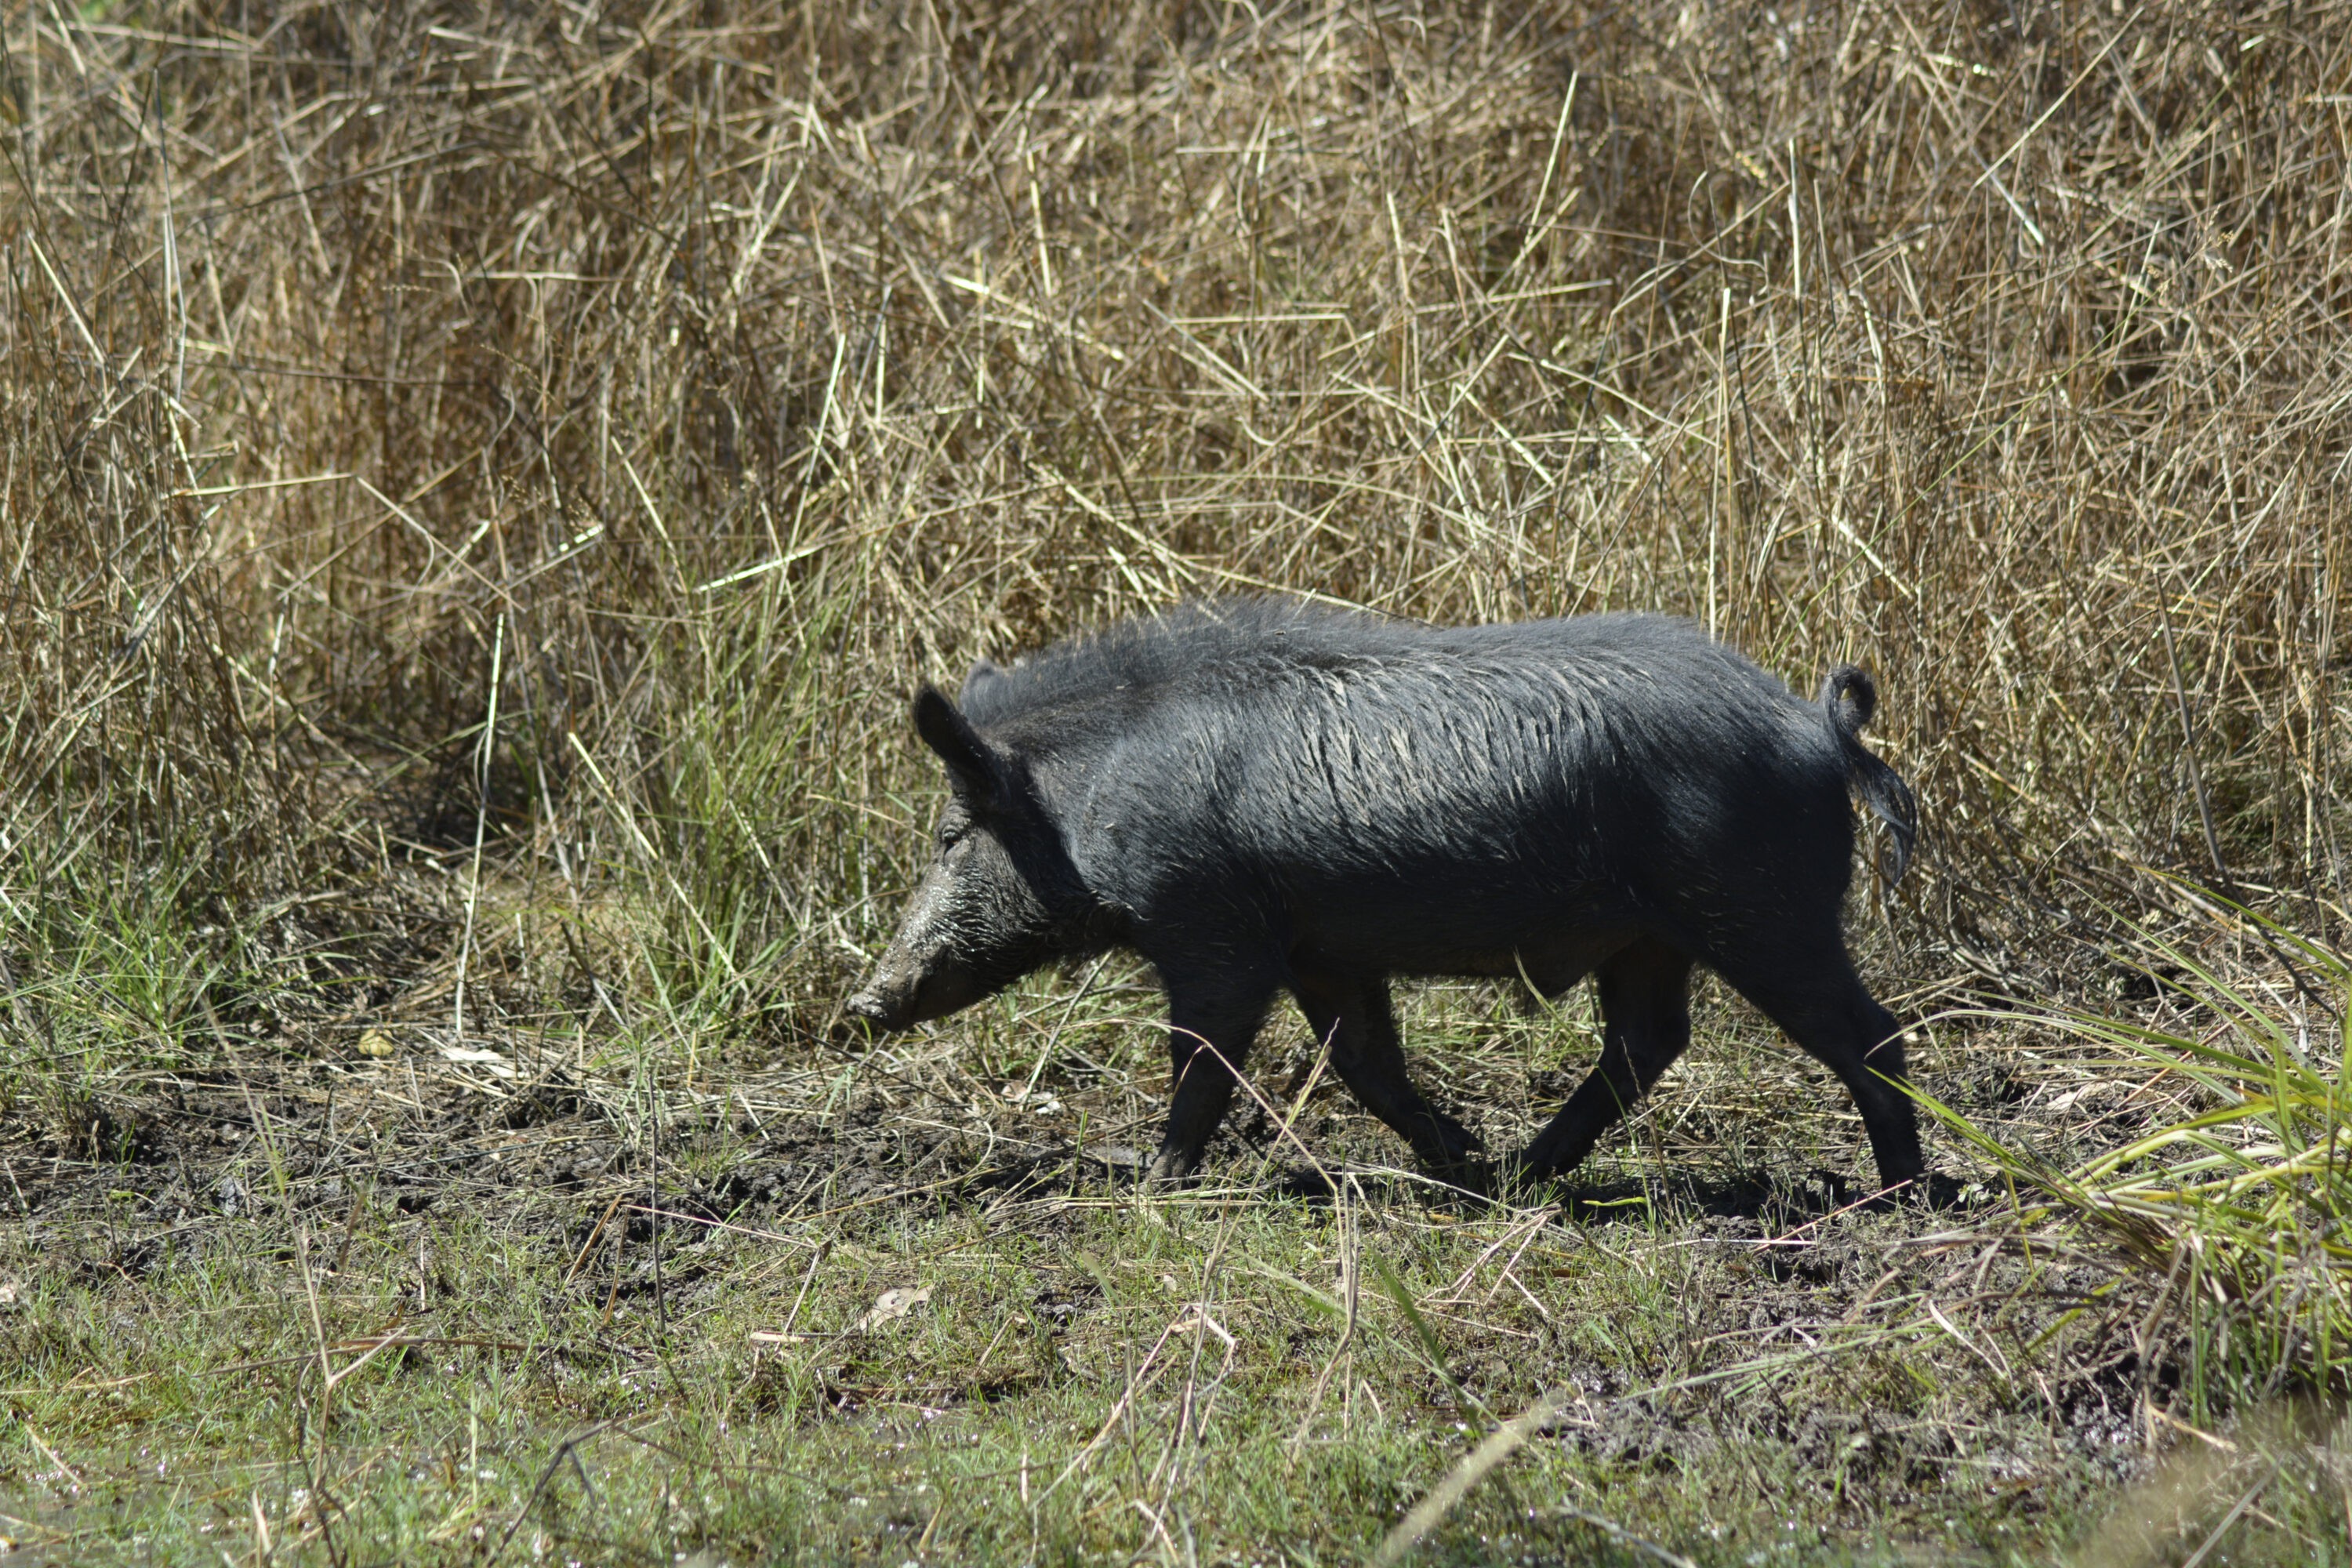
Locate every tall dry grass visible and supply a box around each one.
[0,0,2347,1037]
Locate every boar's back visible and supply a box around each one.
[960,600,1878,972]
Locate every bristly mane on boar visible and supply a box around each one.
[848,597,1922,1196]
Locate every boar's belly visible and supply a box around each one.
[1283,884,1644,981]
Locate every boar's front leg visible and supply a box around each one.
[1290,961,1483,1176]
[1146,968,1278,1185]
[1510,937,1694,1185]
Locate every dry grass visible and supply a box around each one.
[4,0,2352,1561]
[4,0,2348,989]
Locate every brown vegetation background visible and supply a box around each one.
[2,0,2347,1041]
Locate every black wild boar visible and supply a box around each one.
[846,599,1924,1192]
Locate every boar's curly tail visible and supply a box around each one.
[1820,665,1918,885]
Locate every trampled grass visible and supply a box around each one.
[0,989,2171,1566]
[5,0,2352,1560]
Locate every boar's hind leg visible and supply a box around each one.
[1510,938,1694,1184]
[1290,964,1482,1174]
[1147,974,1279,1185]
[1711,943,1925,1192]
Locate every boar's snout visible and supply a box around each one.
[844,970,919,1033]
[844,955,989,1033]
[845,936,996,1033]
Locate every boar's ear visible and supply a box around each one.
[959,658,1007,706]
[913,685,1006,811]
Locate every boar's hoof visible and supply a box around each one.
[1144,1149,1200,1188]
[1421,1112,1485,1163]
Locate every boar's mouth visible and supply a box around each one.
[843,986,914,1032]
[844,962,989,1033]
